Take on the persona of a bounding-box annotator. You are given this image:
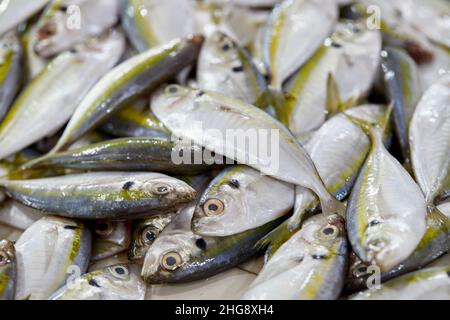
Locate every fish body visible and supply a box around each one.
[15,216,91,300]
[1,172,196,220]
[0,0,49,36]
[0,200,42,230]
[0,29,125,160]
[0,240,16,300]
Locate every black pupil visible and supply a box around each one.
[358,266,367,273]
[166,256,177,266]
[208,204,218,211]
[323,227,335,235]
[145,231,155,241]
[196,238,207,250]
[115,267,125,275]
[169,87,178,93]
[97,223,108,232]
[222,44,230,51]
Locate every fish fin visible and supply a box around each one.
[326,73,342,116]
[427,205,450,230]
[321,196,347,218]
[254,220,299,262]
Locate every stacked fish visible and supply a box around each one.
[0,0,449,300]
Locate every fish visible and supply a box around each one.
[192,165,294,236]
[264,0,338,90]
[280,20,381,136]
[152,85,345,218]
[410,75,450,204]
[49,264,146,300]
[381,46,422,167]
[91,221,132,262]
[197,31,268,108]
[346,115,427,272]
[0,240,16,300]
[0,0,49,36]
[0,32,22,123]
[0,172,196,220]
[20,22,50,81]
[34,0,121,57]
[23,137,223,175]
[15,216,91,300]
[88,252,130,272]
[100,100,171,139]
[141,204,283,283]
[0,200,42,231]
[438,201,450,219]
[242,213,347,300]
[0,29,125,160]
[419,41,450,90]
[129,213,176,263]
[207,0,281,7]
[350,266,450,300]
[49,36,204,153]
[122,0,196,52]
[346,207,450,292]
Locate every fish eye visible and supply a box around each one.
[152,183,171,195]
[319,225,339,239]
[109,265,129,279]
[203,199,225,217]
[166,85,180,95]
[353,263,369,277]
[37,22,57,40]
[95,221,114,237]
[161,252,183,271]
[141,226,157,244]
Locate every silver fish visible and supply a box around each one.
[0,200,42,230]
[0,0,49,36]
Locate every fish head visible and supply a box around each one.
[34,6,69,58]
[139,174,197,205]
[0,240,15,268]
[128,214,175,263]
[91,221,131,261]
[201,31,240,68]
[151,85,197,116]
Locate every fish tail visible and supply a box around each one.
[254,220,298,262]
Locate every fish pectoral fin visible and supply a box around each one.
[326,73,342,117]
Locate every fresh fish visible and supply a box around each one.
[410,75,450,204]
[122,0,196,52]
[264,0,338,90]
[49,264,146,300]
[346,207,450,292]
[0,172,196,220]
[0,200,42,230]
[0,0,49,36]
[0,240,16,300]
[129,213,176,263]
[101,100,170,139]
[382,46,422,166]
[141,204,282,283]
[346,117,427,272]
[50,36,204,153]
[0,32,22,123]
[350,266,450,300]
[198,31,267,108]
[15,216,91,300]
[92,221,132,262]
[193,165,294,236]
[0,29,125,160]
[242,213,347,300]
[280,20,381,136]
[34,0,121,57]
[24,137,222,175]
[152,85,345,218]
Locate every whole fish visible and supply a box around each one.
[280,20,381,136]
[34,0,121,57]
[15,216,91,300]
[381,46,422,166]
[0,240,16,300]
[24,137,221,175]
[350,266,450,300]
[142,204,283,283]
[242,213,347,300]
[198,31,267,108]
[122,0,196,52]
[152,85,345,218]
[0,172,196,220]
[0,0,49,36]
[0,32,22,123]
[91,221,132,261]
[101,101,170,139]
[410,75,450,204]
[346,119,427,272]
[0,200,42,230]
[49,264,146,300]
[193,165,294,236]
[264,0,338,90]
[346,208,450,292]
[129,213,176,263]
[49,36,204,153]
[0,29,125,160]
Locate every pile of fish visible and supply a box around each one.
[0,0,449,300]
